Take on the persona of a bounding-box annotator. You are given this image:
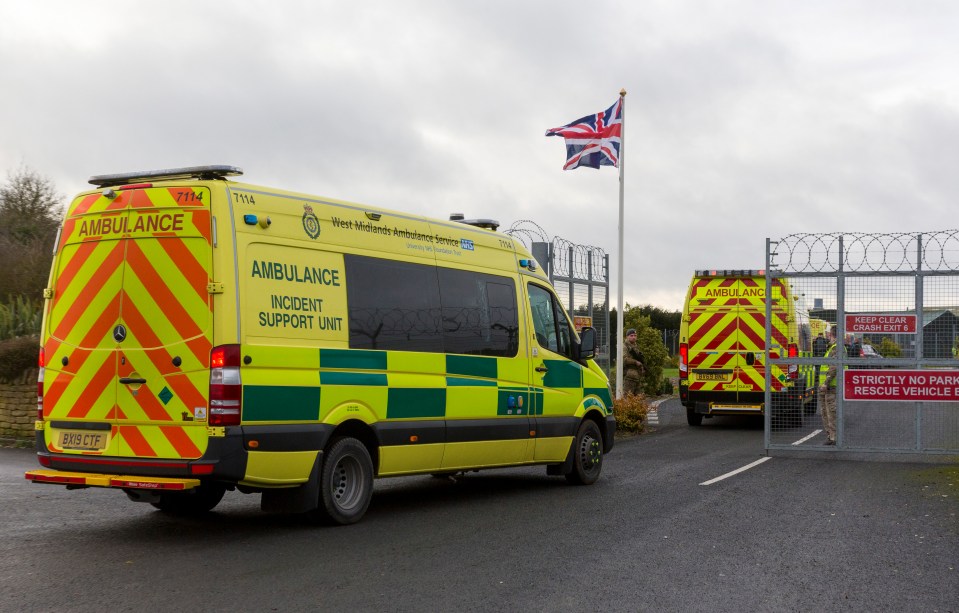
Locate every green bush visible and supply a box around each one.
[0,295,42,340]
[0,334,40,382]
[613,393,649,434]
[660,377,674,395]
[877,338,902,358]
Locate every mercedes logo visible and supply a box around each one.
[113,324,127,343]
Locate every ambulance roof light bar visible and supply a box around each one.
[449,214,500,231]
[695,269,766,277]
[89,165,244,187]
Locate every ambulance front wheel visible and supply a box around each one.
[151,483,226,515]
[565,419,603,485]
[316,437,374,525]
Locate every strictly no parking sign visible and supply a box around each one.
[844,369,959,401]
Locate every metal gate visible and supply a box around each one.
[765,231,959,458]
[506,221,611,375]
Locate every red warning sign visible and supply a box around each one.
[845,314,917,334]
[843,369,959,401]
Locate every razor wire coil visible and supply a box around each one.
[506,220,607,280]
[771,230,959,274]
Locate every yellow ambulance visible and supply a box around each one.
[677,269,814,427]
[26,165,614,524]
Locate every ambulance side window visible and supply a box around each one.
[344,255,444,352]
[799,322,811,353]
[437,267,518,357]
[344,254,519,356]
[528,284,572,358]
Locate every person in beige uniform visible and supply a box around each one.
[818,327,843,445]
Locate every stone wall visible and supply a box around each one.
[0,368,37,443]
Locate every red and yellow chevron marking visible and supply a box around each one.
[68,186,207,217]
[43,187,212,460]
[686,276,792,395]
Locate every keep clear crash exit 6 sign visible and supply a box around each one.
[845,314,917,334]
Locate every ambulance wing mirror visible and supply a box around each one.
[575,327,596,361]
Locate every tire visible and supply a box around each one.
[315,437,374,525]
[565,419,604,485]
[151,483,226,516]
[686,407,703,426]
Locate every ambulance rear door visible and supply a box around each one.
[686,276,741,403]
[733,276,775,401]
[42,185,214,460]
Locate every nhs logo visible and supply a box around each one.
[460,239,475,251]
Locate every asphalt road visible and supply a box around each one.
[2,399,956,612]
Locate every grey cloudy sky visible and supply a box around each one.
[2,0,957,311]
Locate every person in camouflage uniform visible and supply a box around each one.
[622,328,645,396]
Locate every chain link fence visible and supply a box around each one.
[765,231,959,458]
[506,221,611,375]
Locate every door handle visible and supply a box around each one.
[535,365,549,373]
[119,377,147,385]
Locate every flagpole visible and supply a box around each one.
[615,88,626,399]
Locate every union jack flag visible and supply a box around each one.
[545,98,622,170]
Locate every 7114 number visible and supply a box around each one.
[174,190,203,203]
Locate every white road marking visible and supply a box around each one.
[700,456,772,486]
[646,398,667,426]
[792,429,823,446]
[646,398,669,426]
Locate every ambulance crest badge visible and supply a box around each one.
[302,204,320,239]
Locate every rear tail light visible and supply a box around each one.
[679,343,688,379]
[788,343,798,379]
[209,344,242,426]
[37,347,45,420]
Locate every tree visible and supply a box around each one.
[635,304,681,331]
[0,166,64,299]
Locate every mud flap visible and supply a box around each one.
[260,453,323,514]
[546,441,576,476]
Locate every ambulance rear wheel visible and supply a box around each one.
[151,483,226,515]
[316,436,374,525]
[686,408,703,426]
[565,419,603,485]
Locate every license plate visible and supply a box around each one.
[696,373,729,381]
[57,430,109,451]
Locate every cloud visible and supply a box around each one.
[2,0,957,313]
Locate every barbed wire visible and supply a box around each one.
[772,230,959,274]
[505,220,608,281]
[503,220,549,248]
